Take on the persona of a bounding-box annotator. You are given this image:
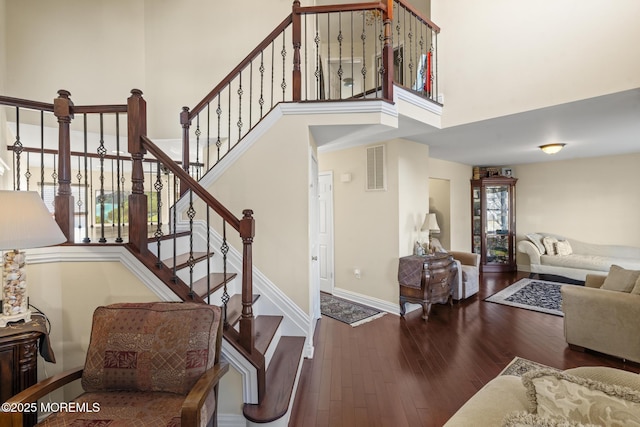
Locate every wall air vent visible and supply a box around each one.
[366,144,386,191]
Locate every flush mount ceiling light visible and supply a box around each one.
[539,143,566,154]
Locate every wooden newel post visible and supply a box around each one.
[127,89,148,255]
[382,0,394,102]
[292,0,302,102]
[53,90,74,243]
[239,209,255,353]
[180,107,191,196]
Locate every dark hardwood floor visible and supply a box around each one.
[289,271,640,427]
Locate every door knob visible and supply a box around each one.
[311,256,318,261]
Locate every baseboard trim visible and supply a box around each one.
[218,413,247,427]
[331,287,400,316]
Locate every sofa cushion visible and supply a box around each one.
[82,302,221,395]
[601,264,640,293]
[554,240,573,256]
[526,233,547,255]
[36,391,184,427]
[522,368,640,426]
[502,411,598,427]
[542,237,558,255]
[540,253,640,272]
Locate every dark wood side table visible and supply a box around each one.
[398,253,458,320]
[0,315,55,427]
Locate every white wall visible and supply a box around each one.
[432,0,640,128]
[4,0,293,139]
[512,153,640,267]
[319,139,430,305]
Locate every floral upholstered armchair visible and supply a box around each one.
[2,302,228,427]
[431,238,481,300]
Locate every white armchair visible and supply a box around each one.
[431,238,480,300]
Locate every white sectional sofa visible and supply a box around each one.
[517,233,640,281]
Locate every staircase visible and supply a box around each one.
[132,224,306,423]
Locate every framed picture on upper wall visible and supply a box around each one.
[501,168,513,177]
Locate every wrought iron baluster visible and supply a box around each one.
[115,113,123,243]
[111,159,115,228]
[419,23,425,95]
[314,14,321,99]
[361,12,367,97]
[304,17,308,100]
[216,95,222,163]
[76,156,83,237]
[338,12,344,99]
[171,173,178,282]
[154,161,164,267]
[280,29,287,101]
[221,220,230,325]
[13,107,22,191]
[187,190,196,297]
[98,113,106,243]
[350,11,355,98]
[206,103,211,171]
[228,86,232,153]
[195,114,201,180]
[326,14,331,100]
[83,114,91,243]
[40,111,45,199]
[271,42,275,107]
[237,72,243,144]
[119,159,126,231]
[408,14,414,92]
[259,50,265,118]
[249,61,253,131]
[148,162,153,225]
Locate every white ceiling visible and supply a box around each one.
[313,88,640,166]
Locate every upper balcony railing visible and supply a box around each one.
[181,0,440,181]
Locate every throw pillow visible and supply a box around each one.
[601,264,640,293]
[526,233,547,255]
[522,368,640,426]
[631,276,640,295]
[502,412,598,427]
[542,237,558,255]
[554,240,572,256]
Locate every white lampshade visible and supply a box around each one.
[0,191,65,325]
[0,190,66,250]
[421,213,440,234]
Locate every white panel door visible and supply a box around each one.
[318,172,334,294]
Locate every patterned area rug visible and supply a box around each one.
[484,278,578,316]
[499,356,559,377]
[320,293,385,327]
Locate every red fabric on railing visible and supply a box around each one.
[424,51,432,94]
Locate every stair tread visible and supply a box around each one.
[191,272,237,299]
[243,336,306,423]
[147,230,191,242]
[163,251,213,270]
[254,315,284,355]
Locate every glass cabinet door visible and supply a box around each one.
[471,177,517,272]
[485,185,510,265]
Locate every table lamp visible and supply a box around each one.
[0,190,66,327]
[421,213,440,253]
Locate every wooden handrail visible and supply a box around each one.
[189,14,294,119]
[0,95,54,112]
[141,135,241,231]
[395,0,440,32]
[0,95,127,114]
[294,1,386,15]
